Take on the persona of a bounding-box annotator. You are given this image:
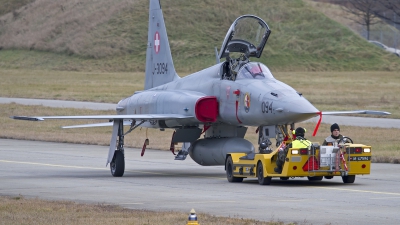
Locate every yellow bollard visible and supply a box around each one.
[186,208,199,225]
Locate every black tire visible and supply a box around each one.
[226,156,243,183]
[307,176,323,181]
[280,177,289,181]
[324,176,333,179]
[257,162,271,185]
[110,151,125,177]
[342,175,356,183]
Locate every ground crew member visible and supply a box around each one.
[274,127,312,173]
[322,123,349,146]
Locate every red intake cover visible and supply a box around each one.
[195,96,218,123]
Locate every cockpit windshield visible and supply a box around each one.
[232,17,267,50]
[218,15,271,59]
[236,62,274,80]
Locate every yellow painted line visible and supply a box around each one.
[119,203,144,205]
[370,197,400,200]
[124,169,226,180]
[186,201,236,204]
[0,159,225,180]
[0,160,106,170]
[277,199,306,202]
[277,198,326,202]
[310,186,400,196]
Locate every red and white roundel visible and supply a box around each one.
[154,31,160,54]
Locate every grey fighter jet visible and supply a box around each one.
[12,0,390,177]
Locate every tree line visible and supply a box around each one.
[319,0,400,40]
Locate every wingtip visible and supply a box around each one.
[10,116,43,121]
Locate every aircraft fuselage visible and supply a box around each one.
[117,62,319,128]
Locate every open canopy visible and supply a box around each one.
[218,15,271,59]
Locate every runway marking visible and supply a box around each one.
[277,199,306,202]
[311,186,400,196]
[0,160,107,170]
[370,196,400,200]
[126,169,227,180]
[186,201,236,204]
[0,160,225,179]
[119,203,144,205]
[277,198,326,202]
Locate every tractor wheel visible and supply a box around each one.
[226,156,243,183]
[257,162,271,185]
[307,176,323,181]
[342,175,356,183]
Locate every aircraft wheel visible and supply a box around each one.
[307,176,323,181]
[110,151,125,177]
[257,162,271,185]
[342,175,356,183]
[226,156,243,183]
[280,177,289,181]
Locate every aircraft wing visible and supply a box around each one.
[62,122,129,129]
[11,114,194,121]
[311,110,391,136]
[321,110,391,115]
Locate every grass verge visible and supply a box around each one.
[0,195,286,225]
[1,0,400,72]
[1,69,399,118]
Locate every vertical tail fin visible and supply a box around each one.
[144,0,179,90]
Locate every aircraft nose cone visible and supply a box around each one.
[281,97,319,123]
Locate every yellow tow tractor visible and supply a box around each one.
[225,132,372,185]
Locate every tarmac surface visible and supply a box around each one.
[1,97,400,224]
[1,97,400,128]
[1,139,399,224]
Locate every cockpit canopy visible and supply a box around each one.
[236,62,274,80]
[218,15,271,59]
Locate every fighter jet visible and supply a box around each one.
[11,0,390,177]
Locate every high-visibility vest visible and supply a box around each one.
[292,139,312,149]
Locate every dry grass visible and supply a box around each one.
[0,196,285,225]
[1,69,399,118]
[1,0,400,72]
[2,104,399,163]
[0,69,141,103]
[0,0,137,58]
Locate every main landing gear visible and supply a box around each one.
[110,120,125,177]
[110,150,124,177]
[108,119,145,177]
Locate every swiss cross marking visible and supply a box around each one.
[154,31,160,54]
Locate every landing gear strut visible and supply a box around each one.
[110,120,125,177]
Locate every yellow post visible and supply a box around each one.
[186,208,199,225]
